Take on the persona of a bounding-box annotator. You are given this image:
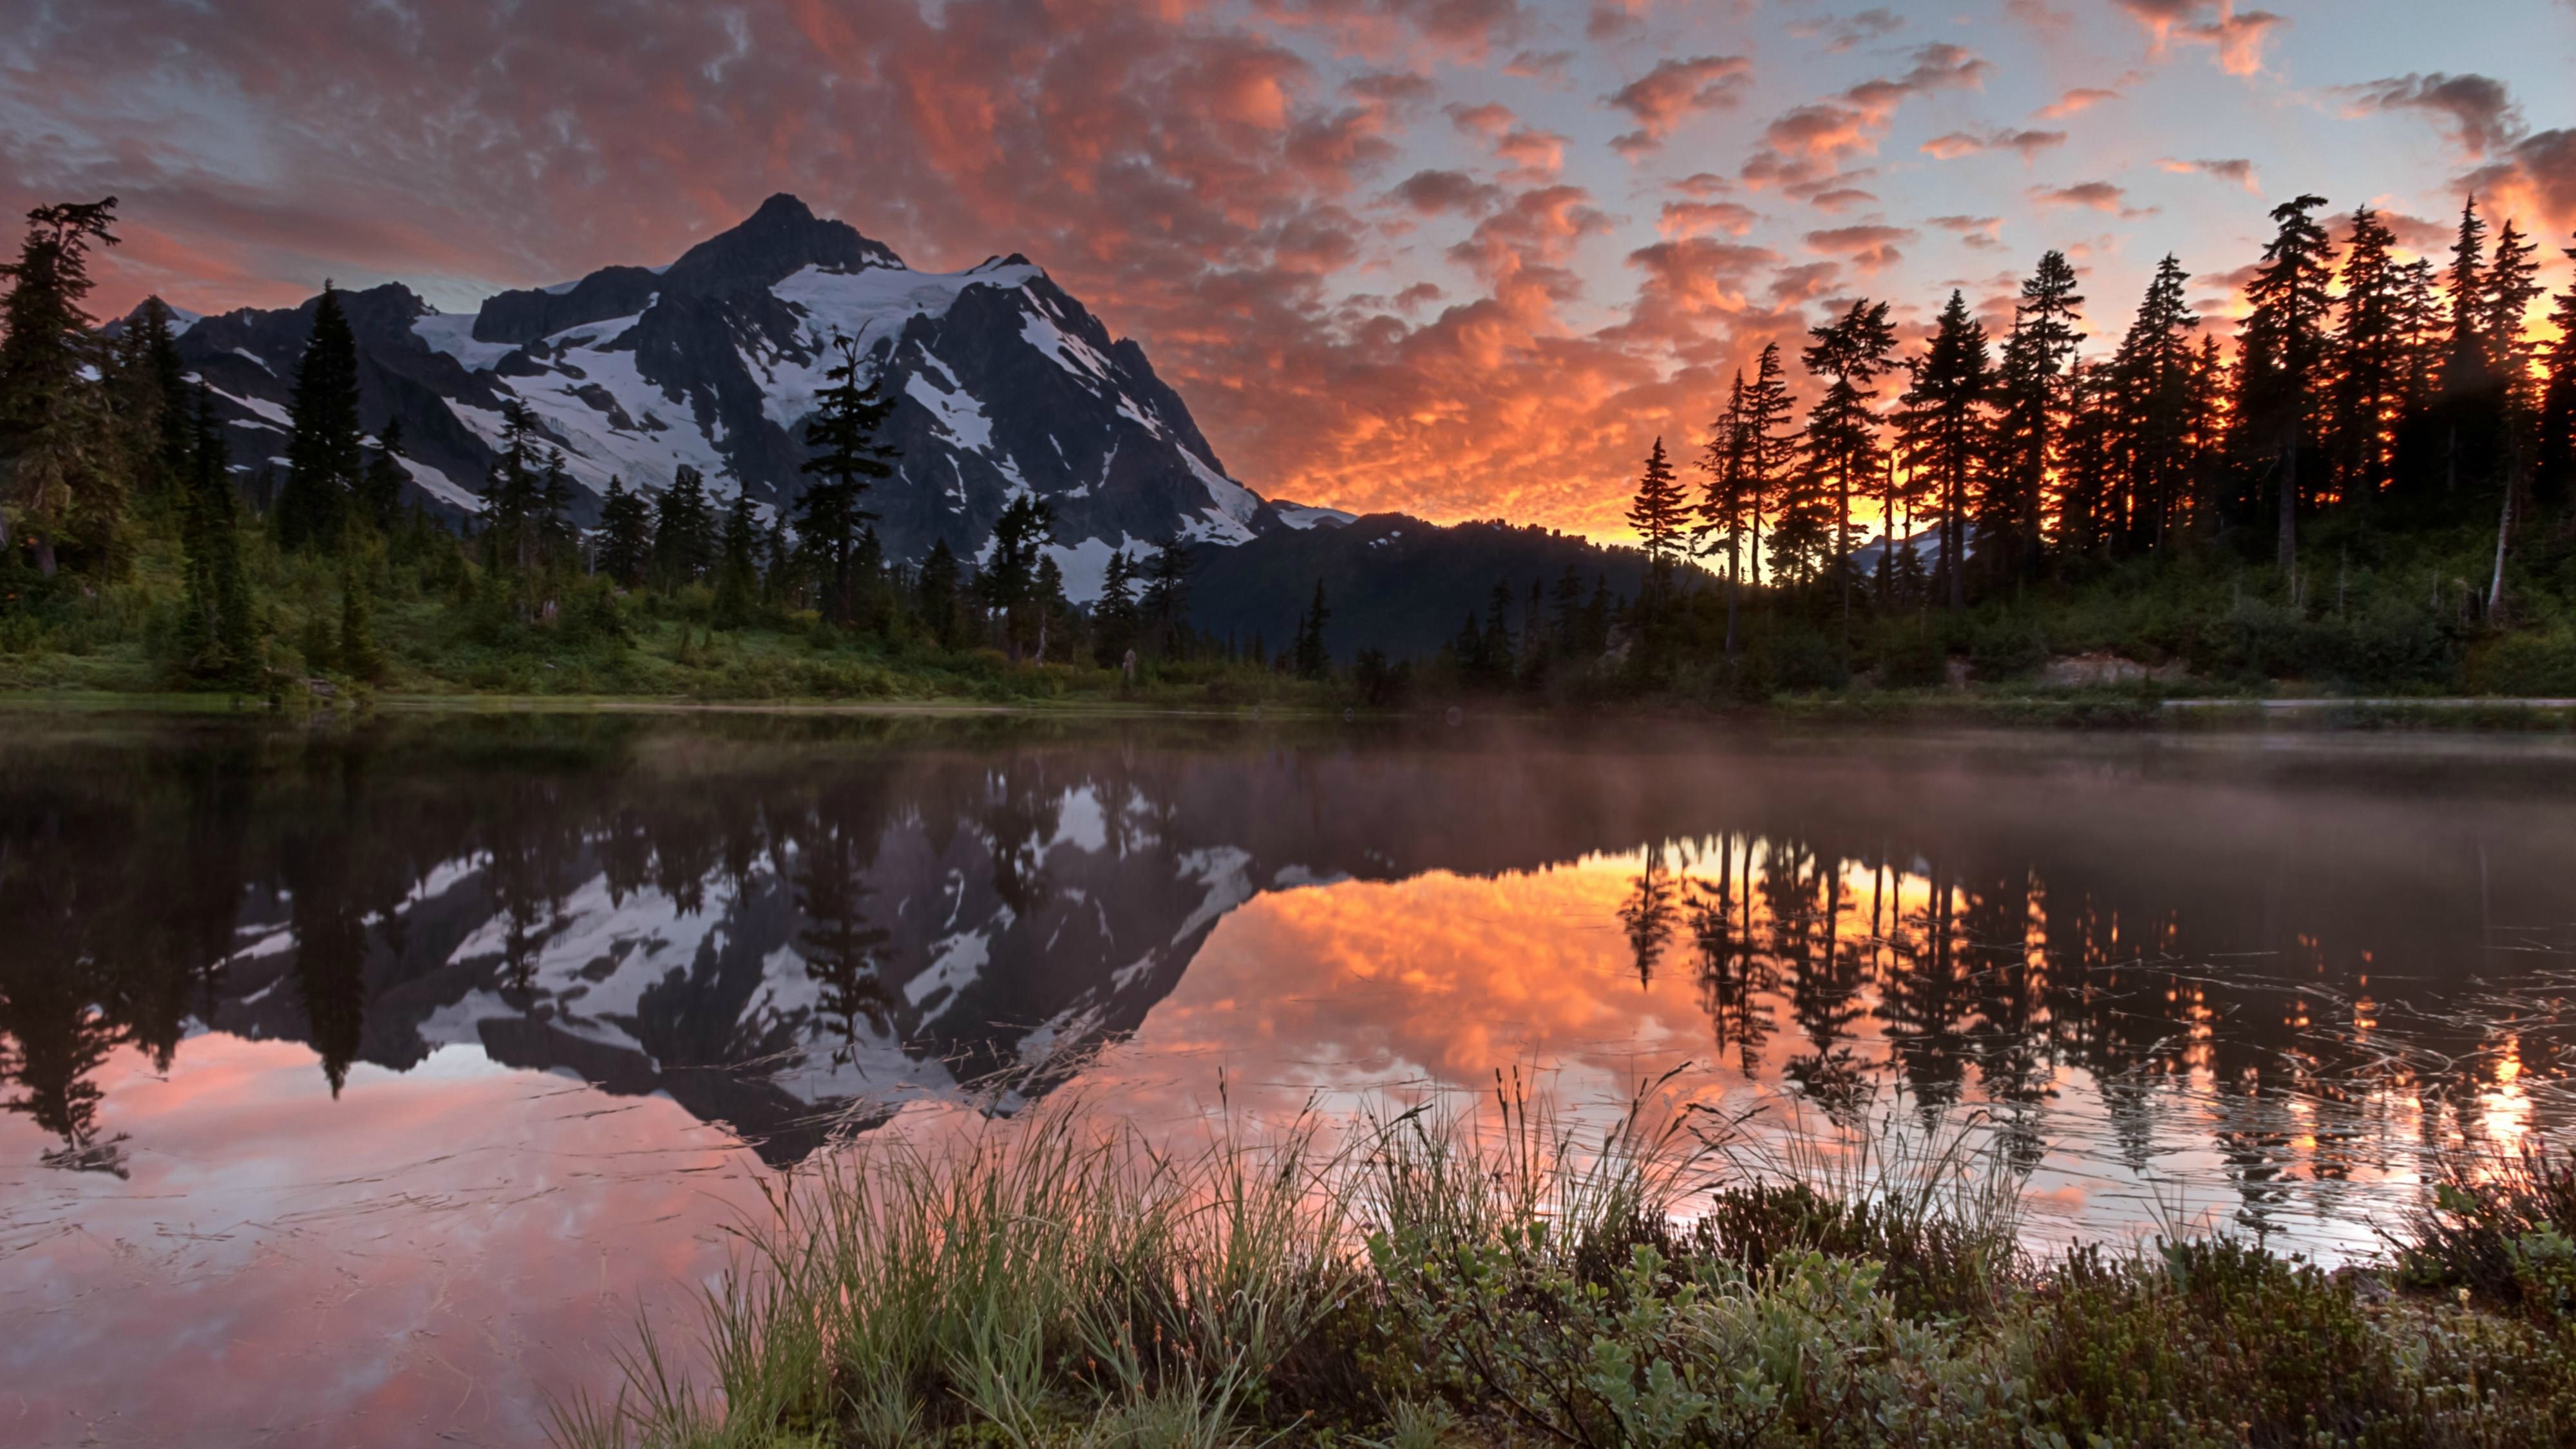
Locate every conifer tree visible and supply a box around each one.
[761,511,795,607]
[1293,579,1331,680]
[650,464,715,588]
[1138,533,1192,657]
[2443,196,2492,398]
[536,450,578,568]
[982,494,1056,660]
[917,537,963,649]
[594,475,652,587]
[1986,252,2084,582]
[276,283,365,553]
[2105,256,2199,552]
[112,294,189,497]
[1696,372,1755,652]
[1624,436,1690,590]
[1898,291,1992,607]
[0,197,126,576]
[797,334,897,625]
[2327,211,2405,504]
[2482,218,2543,413]
[1094,549,1140,666]
[1549,564,1586,654]
[479,402,545,577]
[1798,298,1899,625]
[2538,234,2576,508]
[175,383,252,681]
[1738,342,1795,587]
[713,490,762,625]
[2237,195,2334,571]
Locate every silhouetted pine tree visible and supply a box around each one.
[1739,341,1795,588]
[713,489,762,625]
[1985,252,2083,583]
[1093,549,1139,666]
[797,334,896,625]
[1898,290,1991,608]
[2538,234,2576,509]
[917,537,963,649]
[175,383,253,682]
[2237,195,2333,571]
[594,475,652,587]
[1798,299,1898,629]
[2327,211,2405,505]
[2105,255,2199,552]
[1293,579,1331,679]
[1138,534,1191,657]
[0,197,127,577]
[276,283,364,553]
[650,464,715,588]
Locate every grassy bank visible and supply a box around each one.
[553,1091,2576,1448]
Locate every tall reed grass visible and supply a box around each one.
[553,1080,2576,1448]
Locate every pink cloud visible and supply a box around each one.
[1605,55,1755,156]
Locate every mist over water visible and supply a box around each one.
[3,715,2571,1446]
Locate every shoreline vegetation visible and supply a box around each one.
[553,1087,2576,1449]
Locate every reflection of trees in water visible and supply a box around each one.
[1618,842,1678,987]
[1,724,2568,1204]
[1613,818,2571,1213]
[792,784,898,1069]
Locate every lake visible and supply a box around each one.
[3,714,2571,1446]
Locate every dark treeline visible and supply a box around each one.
[1464,193,2576,701]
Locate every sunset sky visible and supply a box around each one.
[8,0,2574,538]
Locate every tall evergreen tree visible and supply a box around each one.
[1985,252,2084,582]
[2105,256,2199,553]
[1739,342,1796,588]
[797,334,897,625]
[1798,298,1899,627]
[1625,436,1690,591]
[0,197,126,577]
[916,538,963,650]
[1898,291,1993,607]
[174,383,253,681]
[650,464,715,588]
[113,294,189,497]
[1696,372,1755,652]
[2327,211,2405,505]
[481,402,546,576]
[2481,218,2543,414]
[594,475,652,587]
[2538,233,2576,509]
[1138,533,1192,657]
[275,283,365,553]
[1293,579,1332,680]
[2442,196,2492,399]
[2237,195,2334,571]
[981,494,1056,659]
[1093,549,1140,667]
[713,490,762,625]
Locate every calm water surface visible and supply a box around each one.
[3,715,2573,1446]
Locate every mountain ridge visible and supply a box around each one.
[160,194,1350,600]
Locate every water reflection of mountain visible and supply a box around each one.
[3,721,2570,1175]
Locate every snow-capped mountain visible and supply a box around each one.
[167,194,1350,598]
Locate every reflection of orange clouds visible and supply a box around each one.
[0,1035,765,1446]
